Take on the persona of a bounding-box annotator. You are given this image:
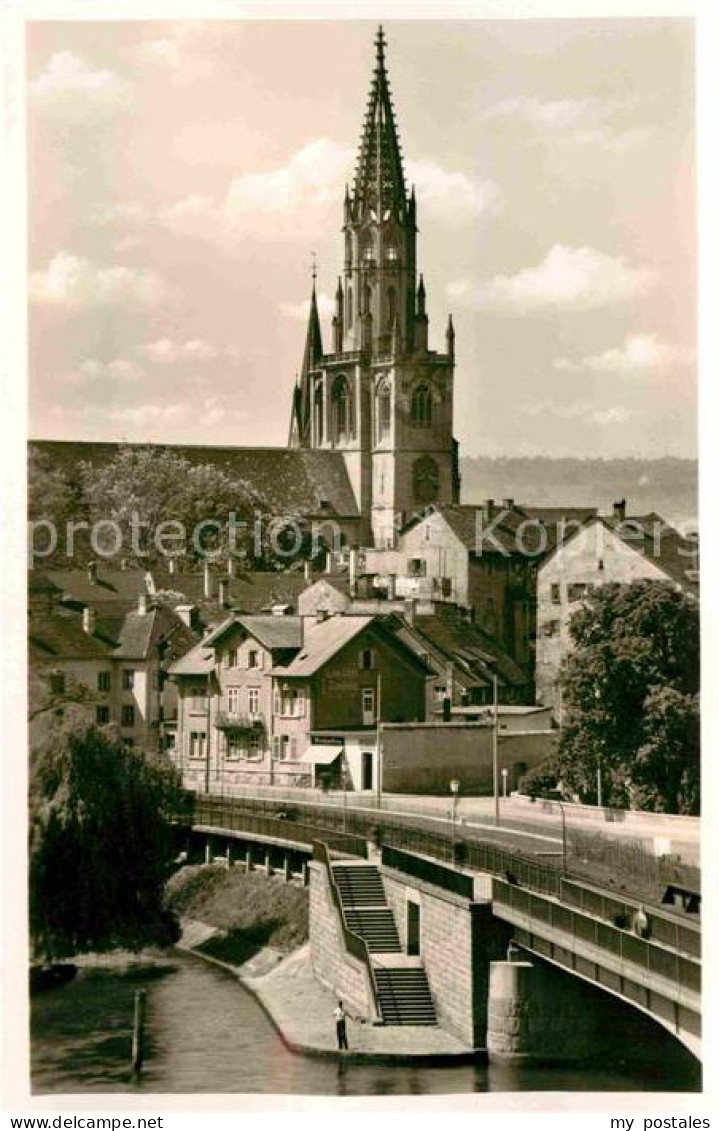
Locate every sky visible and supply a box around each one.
[26,17,696,460]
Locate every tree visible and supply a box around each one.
[29,718,190,960]
[558,581,699,814]
[28,449,89,565]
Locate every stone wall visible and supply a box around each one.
[381,723,556,793]
[381,866,510,1048]
[308,861,373,1019]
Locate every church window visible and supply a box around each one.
[385,245,399,262]
[387,285,397,329]
[347,284,353,329]
[412,456,439,504]
[377,380,391,442]
[411,383,433,427]
[363,282,372,316]
[332,376,351,441]
[313,385,324,445]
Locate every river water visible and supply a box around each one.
[30,954,700,1096]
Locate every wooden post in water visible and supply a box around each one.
[131,989,147,1074]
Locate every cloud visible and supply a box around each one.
[406,159,502,227]
[30,251,171,309]
[553,333,695,372]
[447,245,655,313]
[131,24,214,80]
[521,400,635,425]
[58,358,144,386]
[47,396,248,433]
[160,138,497,243]
[278,293,335,321]
[92,201,149,227]
[30,52,131,113]
[480,95,657,151]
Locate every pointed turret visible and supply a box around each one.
[302,281,323,373]
[353,25,407,220]
[446,313,455,362]
[414,274,428,353]
[417,273,426,316]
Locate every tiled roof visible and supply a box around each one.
[28,609,119,661]
[45,568,152,606]
[271,615,374,677]
[204,614,303,651]
[412,605,530,689]
[30,440,360,519]
[167,641,215,677]
[29,603,197,664]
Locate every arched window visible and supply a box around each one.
[387,285,397,329]
[346,284,353,329]
[411,383,433,427]
[332,376,351,441]
[313,385,324,445]
[376,380,391,442]
[363,282,372,316]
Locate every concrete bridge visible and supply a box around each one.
[187,792,701,1062]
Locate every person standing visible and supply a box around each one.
[334,1000,349,1050]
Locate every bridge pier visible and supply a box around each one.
[245,847,253,872]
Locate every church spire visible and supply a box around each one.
[352,25,407,220]
[302,275,323,373]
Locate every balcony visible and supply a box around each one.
[214,713,267,739]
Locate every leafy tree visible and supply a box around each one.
[28,449,89,565]
[518,753,563,798]
[29,718,190,960]
[558,581,699,813]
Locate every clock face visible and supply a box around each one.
[413,456,439,503]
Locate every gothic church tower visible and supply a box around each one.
[289,27,460,547]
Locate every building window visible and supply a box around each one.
[362,687,376,722]
[96,705,110,725]
[188,691,207,714]
[543,620,560,637]
[122,670,135,691]
[97,671,111,693]
[386,284,397,329]
[411,384,433,427]
[276,687,304,717]
[228,687,241,716]
[248,649,260,669]
[376,380,391,441]
[272,735,290,761]
[225,647,238,669]
[332,376,351,441]
[358,648,376,670]
[568,583,589,602]
[189,732,207,760]
[550,583,561,605]
[248,687,260,716]
[226,735,242,761]
[121,704,135,728]
[313,386,324,445]
[247,733,263,761]
[49,671,65,696]
[346,283,353,329]
[409,558,427,577]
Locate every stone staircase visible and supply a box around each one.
[331,861,437,1026]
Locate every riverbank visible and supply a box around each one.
[178,925,479,1064]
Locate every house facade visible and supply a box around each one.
[167,611,431,793]
[535,509,699,715]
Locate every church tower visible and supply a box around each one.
[289,27,460,547]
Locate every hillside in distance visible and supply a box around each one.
[459,457,698,529]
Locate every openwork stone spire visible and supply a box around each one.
[352,25,408,221]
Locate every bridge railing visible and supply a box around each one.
[192,795,368,859]
[381,844,475,899]
[493,879,701,999]
[312,840,382,1023]
[559,878,701,959]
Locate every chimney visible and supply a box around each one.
[87,561,98,584]
[82,606,96,635]
[176,604,198,630]
[387,574,397,601]
[316,608,329,624]
[304,560,312,582]
[349,547,359,597]
[325,553,334,575]
[218,578,229,608]
[403,598,416,626]
[168,557,177,576]
[226,556,236,579]
[503,498,514,510]
[137,593,148,615]
[203,561,214,599]
[613,498,627,521]
[484,498,495,519]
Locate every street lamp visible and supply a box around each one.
[501,766,509,799]
[450,778,460,861]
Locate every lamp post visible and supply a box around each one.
[450,778,460,861]
[594,687,604,809]
[492,674,500,826]
[556,798,567,875]
[501,766,509,799]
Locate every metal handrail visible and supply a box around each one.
[312,840,382,1023]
